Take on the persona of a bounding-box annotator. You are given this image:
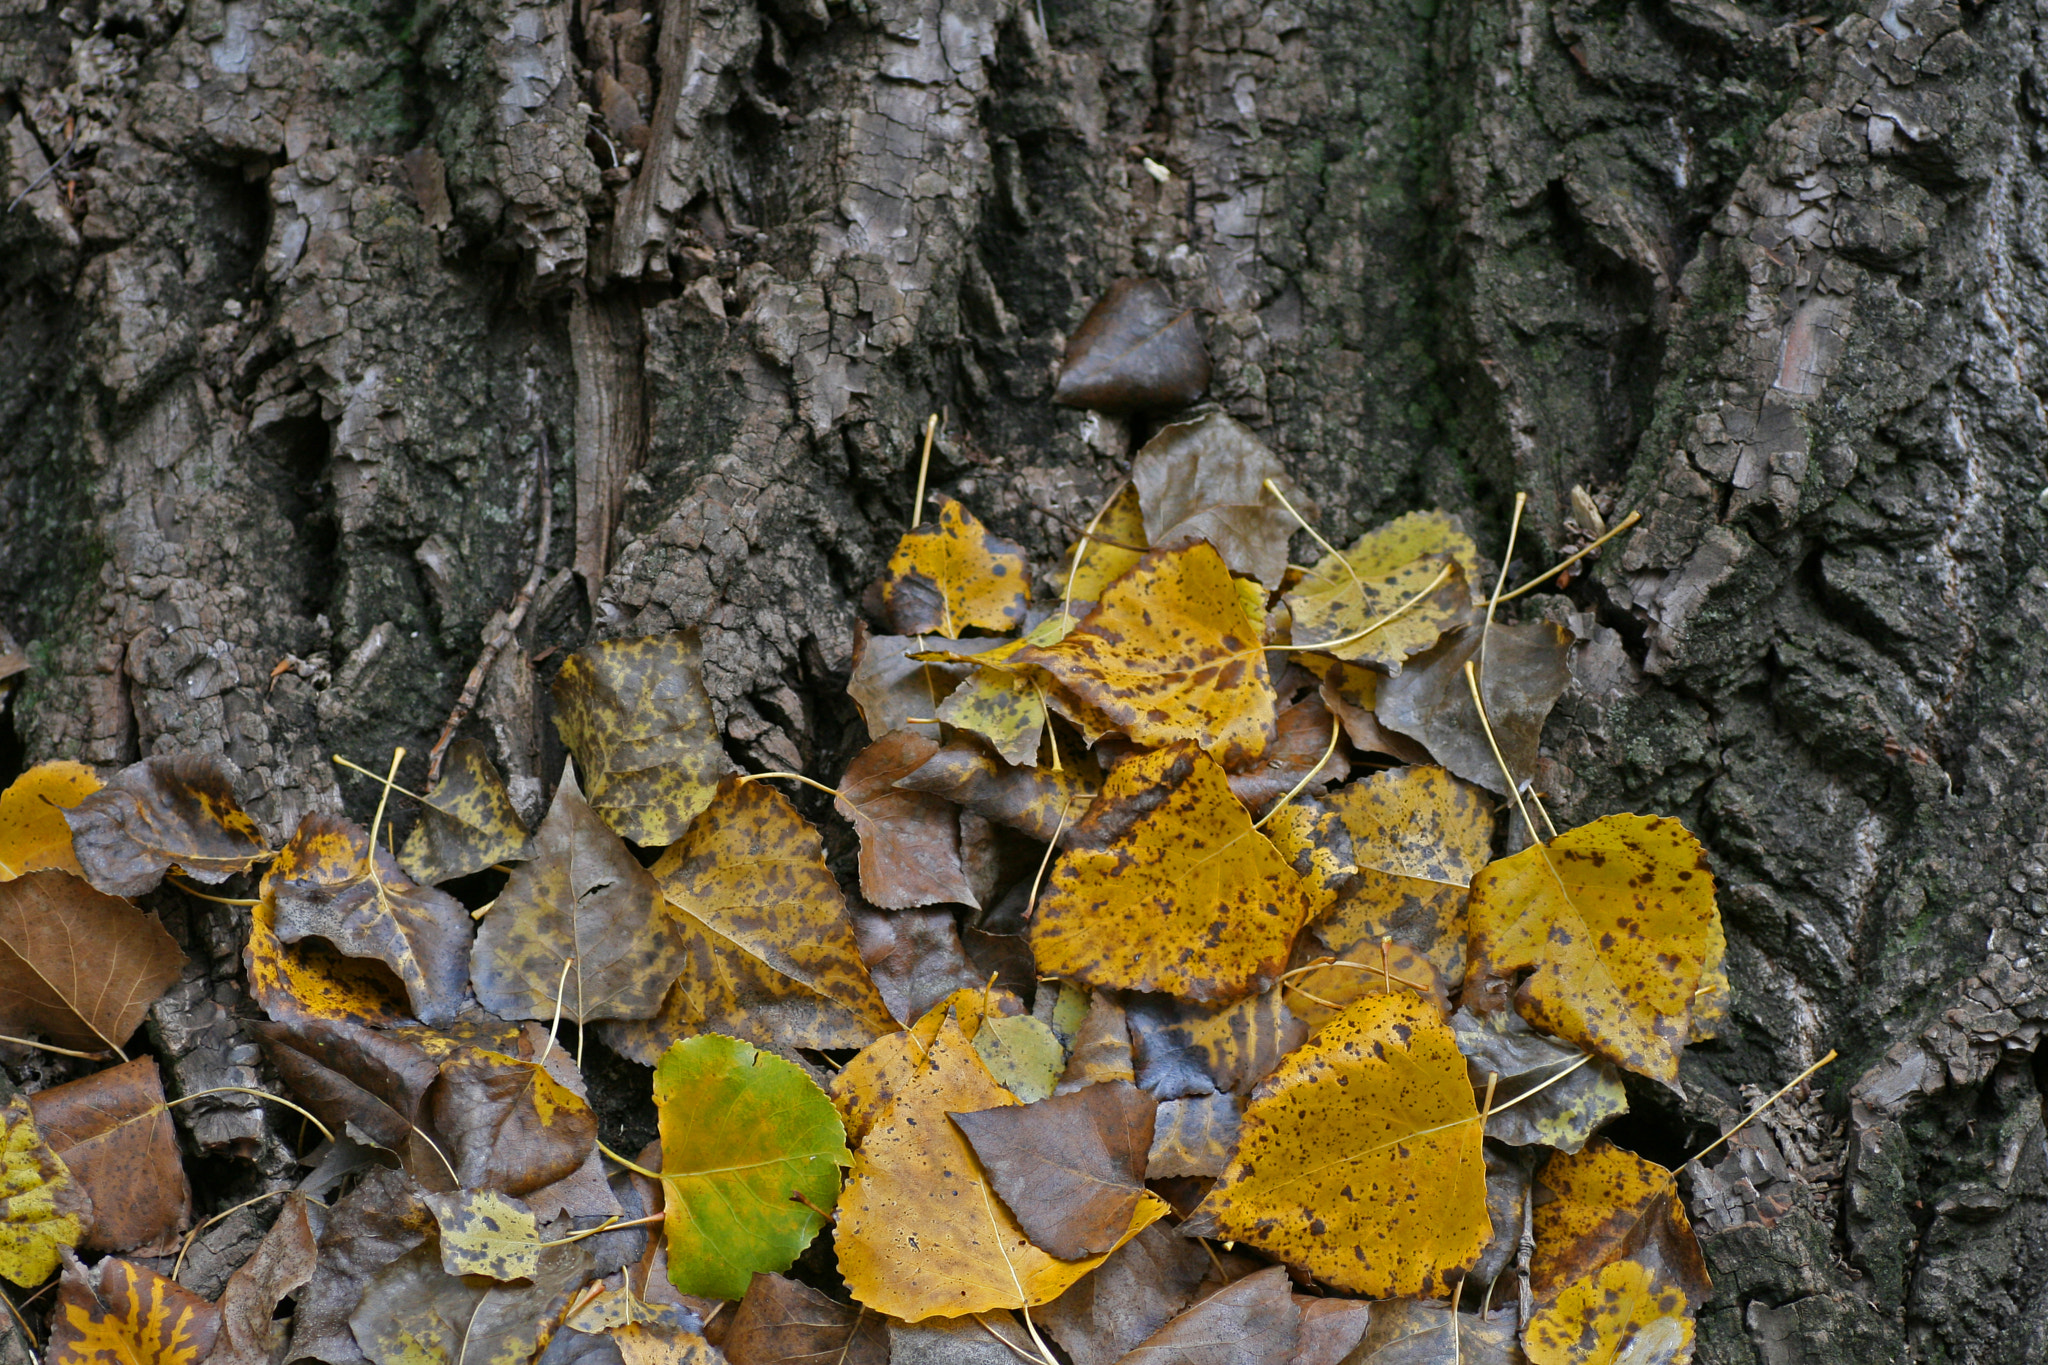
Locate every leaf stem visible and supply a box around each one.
[1686,1050,1837,1168]
[542,957,574,1064]
[537,1210,665,1248]
[1060,483,1127,626]
[912,413,939,529]
[0,1033,110,1060]
[331,753,430,803]
[1495,510,1641,603]
[166,875,259,907]
[166,1088,334,1144]
[1262,478,1364,604]
[1250,712,1341,831]
[597,1140,664,1181]
[1479,492,1526,688]
[1265,560,1454,657]
[1022,794,1079,921]
[361,748,407,877]
[1277,958,1434,996]
[173,1188,292,1279]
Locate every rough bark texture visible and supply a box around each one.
[4,0,2047,1360]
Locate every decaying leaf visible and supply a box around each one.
[835,1013,1167,1320]
[886,1314,1035,1365]
[604,779,893,1063]
[1012,543,1277,766]
[1055,483,1149,605]
[846,627,1001,744]
[1055,990,1135,1094]
[1127,988,1306,1098]
[1311,765,1496,987]
[1471,1144,1536,1286]
[1376,619,1575,797]
[401,738,535,885]
[925,617,1075,765]
[1450,1007,1626,1154]
[895,741,1095,845]
[0,761,100,881]
[1224,691,1349,812]
[1522,1258,1694,1365]
[1305,658,1434,764]
[1146,1093,1241,1178]
[552,630,735,846]
[1189,993,1489,1298]
[425,1046,599,1196]
[1529,1139,1710,1312]
[210,1193,319,1365]
[1031,744,1312,1003]
[1466,814,1719,1083]
[834,734,980,910]
[1281,942,1448,1036]
[1053,278,1212,414]
[0,870,187,1054]
[1294,1299,1375,1365]
[287,1168,433,1365]
[828,990,1019,1144]
[30,1059,191,1255]
[950,1080,1155,1260]
[351,1239,591,1365]
[271,813,473,1028]
[247,823,411,1030]
[1692,913,1730,1043]
[850,907,985,1028]
[655,1034,849,1300]
[1284,512,1480,671]
[881,497,1031,638]
[63,754,269,896]
[49,1250,220,1365]
[721,1272,886,1365]
[472,764,682,1025]
[1348,1301,1522,1365]
[1121,1265,1300,1365]
[0,1092,88,1286]
[1129,413,1307,590]
[250,1015,440,1154]
[1037,1221,1209,1365]
[425,1189,540,1281]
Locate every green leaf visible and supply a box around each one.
[654,1035,851,1300]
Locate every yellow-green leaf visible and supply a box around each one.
[0,1094,88,1286]
[401,738,534,885]
[1283,511,1480,670]
[424,1189,539,1282]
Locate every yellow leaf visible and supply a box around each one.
[0,762,99,881]
[1056,483,1148,605]
[425,1189,539,1282]
[1031,744,1312,1003]
[245,819,413,1030]
[1692,913,1729,1042]
[400,738,533,885]
[881,497,1031,638]
[1280,943,1448,1035]
[1283,511,1481,670]
[1466,814,1720,1083]
[1012,542,1277,766]
[50,1252,220,1365]
[1529,1140,1710,1311]
[829,988,1016,1144]
[835,1014,1166,1320]
[1312,766,1496,987]
[1522,1259,1695,1365]
[602,778,894,1062]
[919,617,1075,766]
[1188,992,1489,1298]
[0,1094,88,1287]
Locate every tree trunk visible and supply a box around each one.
[4,0,2045,1358]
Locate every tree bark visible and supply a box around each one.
[5,0,2047,1359]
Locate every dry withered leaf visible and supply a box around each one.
[1349,1301,1522,1365]
[1129,413,1307,590]
[834,733,980,910]
[1283,511,1481,671]
[425,1188,539,1281]
[949,1080,1155,1260]
[845,626,1003,744]
[1465,814,1719,1084]
[1036,1221,1209,1365]
[1054,482,1149,604]
[552,630,736,846]
[1146,1093,1241,1178]
[604,778,892,1063]
[1188,993,1489,1298]
[401,737,535,885]
[472,764,682,1025]
[1293,1299,1374,1365]
[722,1272,886,1365]
[1031,744,1312,1003]
[49,1249,220,1365]
[1280,942,1448,1036]
[1311,764,1496,987]
[887,1314,1035,1365]
[425,1045,598,1196]
[1053,278,1211,414]
[1055,990,1135,1094]
[0,870,186,1054]
[1450,1006,1626,1154]
[880,497,1031,638]
[1304,658,1434,764]
[1127,988,1306,1099]
[30,1058,191,1254]
[271,813,473,1029]
[251,1016,440,1153]
[1121,1265,1299,1365]
[351,1238,591,1365]
[850,907,984,1027]
[211,1193,319,1365]
[288,1168,433,1365]
[0,1091,89,1286]
[1012,543,1277,766]
[896,740,1095,844]
[1530,1139,1710,1311]
[1693,913,1730,1043]
[1225,691,1350,812]
[655,1034,849,1300]
[1472,1144,1536,1286]
[63,753,269,896]
[1376,619,1575,796]
[834,1013,1167,1320]
[923,618,1074,765]
[0,761,99,880]
[247,823,411,1030]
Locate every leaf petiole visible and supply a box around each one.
[167,1087,334,1143]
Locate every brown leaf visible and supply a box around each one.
[246,824,411,1031]
[1224,692,1349,812]
[1291,1299,1373,1365]
[1449,1007,1626,1154]
[401,737,535,885]
[845,625,1000,743]
[271,813,473,1028]
[472,764,683,1024]
[552,630,736,846]
[1127,989,1307,1099]
[1121,1265,1300,1365]
[425,1045,599,1196]
[49,1249,220,1365]
[1053,278,1212,414]
[1348,1301,1522,1365]
[722,1272,886,1365]
[63,754,269,896]
[1530,1139,1710,1312]
[950,1080,1156,1260]
[1055,990,1135,1094]
[896,740,1097,844]
[851,908,985,1027]
[1146,1093,1241,1179]
[880,497,1032,638]
[0,870,186,1054]
[351,1238,592,1365]
[887,1314,1036,1365]
[30,1059,192,1255]
[211,1193,319,1365]
[251,1016,441,1153]
[835,733,980,909]
[1037,1221,1209,1365]
[1305,660,1433,764]
[1129,413,1307,590]
[287,1168,433,1365]
[1376,619,1575,796]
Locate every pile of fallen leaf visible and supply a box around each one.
[0,405,1737,1365]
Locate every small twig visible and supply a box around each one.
[0,1033,110,1061]
[1495,511,1641,603]
[6,132,79,215]
[912,414,940,528]
[167,1088,333,1143]
[428,433,554,782]
[1687,1051,1838,1168]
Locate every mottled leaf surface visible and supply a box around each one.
[63,754,268,896]
[0,871,186,1054]
[1450,1007,1626,1153]
[425,1046,598,1196]
[0,761,99,881]
[425,1189,539,1281]
[721,1272,885,1365]
[881,497,1031,638]
[351,1240,590,1365]
[0,1093,87,1286]
[49,1251,219,1365]
[247,823,411,1029]
[949,1080,1155,1259]
[1523,1258,1693,1365]
[1284,511,1480,671]
[1146,1093,1241,1179]
[1530,1140,1710,1311]
[1055,483,1148,605]
[1129,413,1306,590]
[1349,1301,1522,1365]
[1127,988,1306,1098]
[895,741,1095,845]
[401,738,534,885]
[30,1059,191,1255]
